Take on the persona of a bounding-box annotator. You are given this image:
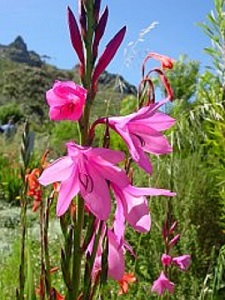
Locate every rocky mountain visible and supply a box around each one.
[0,36,43,67]
[0,36,136,124]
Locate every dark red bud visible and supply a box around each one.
[67,6,85,66]
[92,26,126,85]
[79,1,87,37]
[94,0,101,23]
[93,6,109,59]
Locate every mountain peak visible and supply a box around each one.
[9,36,27,51]
[0,36,42,67]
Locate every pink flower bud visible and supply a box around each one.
[93,6,109,59]
[169,221,178,234]
[92,26,126,86]
[161,254,172,266]
[67,6,85,66]
[169,233,180,247]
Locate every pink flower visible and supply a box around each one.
[108,98,175,173]
[161,254,172,266]
[88,225,125,281]
[38,142,129,219]
[151,271,175,295]
[112,184,176,242]
[172,255,191,271]
[46,81,87,121]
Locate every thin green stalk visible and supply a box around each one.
[83,221,104,300]
[71,196,85,300]
[44,196,52,297]
[18,195,27,300]
[17,121,33,300]
[83,0,95,92]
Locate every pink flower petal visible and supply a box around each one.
[108,230,125,281]
[92,156,129,187]
[57,167,80,216]
[125,194,150,233]
[172,255,191,270]
[151,271,175,295]
[89,147,125,164]
[38,157,74,186]
[80,164,111,220]
[132,112,175,131]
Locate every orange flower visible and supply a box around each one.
[26,150,59,212]
[144,52,175,70]
[118,273,137,295]
[26,168,42,211]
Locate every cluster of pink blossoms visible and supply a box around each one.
[151,221,191,295]
[37,2,180,290]
[38,77,176,283]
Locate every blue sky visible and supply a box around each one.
[0,0,214,86]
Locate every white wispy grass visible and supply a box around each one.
[123,21,159,68]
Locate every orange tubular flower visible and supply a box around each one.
[26,168,42,211]
[142,52,175,78]
[118,273,137,295]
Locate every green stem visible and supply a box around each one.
[83,221,104,300]
[44,196,52,297]
[18,196,27,300]
[71,196,85,299]
[83,0,95,92]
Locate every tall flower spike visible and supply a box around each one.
[68,6,85,68]
[92,26,126,87]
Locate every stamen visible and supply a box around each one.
[133,134,145,147]
[79,173,94,193]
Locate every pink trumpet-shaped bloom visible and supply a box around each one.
[89,226,125,281]
[172,255,191,271]
[112,184,176,242]
[38,142,129,219]
[108,98,175,173]
[151,271,175,295]
[46,81,87,121]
